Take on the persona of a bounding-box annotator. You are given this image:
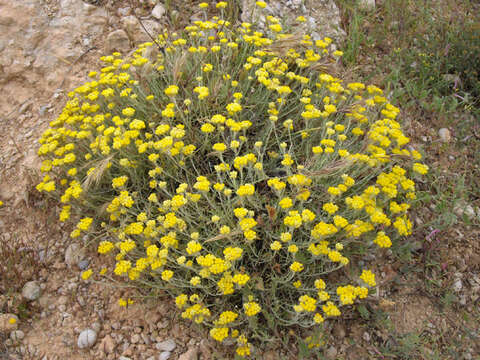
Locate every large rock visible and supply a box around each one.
[0,0,107,88]
[106,29,131,54]
[241,0,345,41]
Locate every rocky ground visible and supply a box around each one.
[0,0,479,359]
[0,1,210,358]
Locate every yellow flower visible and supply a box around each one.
[202,63,214,72]
[81,269,93,280]
[322,202,338,215]
[279,197,293,209]
[226,102,242,114]
[374,231,392,248]
[281,154,294,166]
[270,241,282,250]
[190,276,201,286]
[175,294,188,309]
[216,1,228,8]
[210,327,229,342]
[412,162,429,175]
[199,2,208,8]
[232,273,250,286]
[224,247,243,261]
[314,313,324,323]
[220,225,231,234]
[255,1,267,8]
[186,240,202,255]
[112,176,128,188]
[212,143,227,152]
[194,86,209,99]
[236,184,255,196]
[290,261,304,272]
[243,301,261,316]
[360,269,376,287]
[269,24,282,32]
[164,85,179,96]
[77,217,93,231]
[287,244,298,253]
[322,301,341,316]
[161,270,174,281]
[201,123,215,133]
[217,311,238,325]
[122,107,135,117]
[98,241,114,254]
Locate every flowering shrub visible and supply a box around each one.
[36,1,428,356]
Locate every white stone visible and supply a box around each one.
[438,128,451,143]
[10,330,25,341]
[77,329,97,349]
[151,4,166,19]
[159,352,171,360]
[118,7,131,16]
[453,279,463,292]
[22,281,41,301]
[64,243,86,268]
[156,339,176,352]
[363,331,371,342]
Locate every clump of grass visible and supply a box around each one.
[35,1,429,356]
[338,0,480,116]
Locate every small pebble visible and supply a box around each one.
[438,128,451,143]
[363,331,371,342]
[156,339,176,352]
[325,346,338,359]
[78,259,90,270]
[151,3,165,19]
[131,334,141,344]
[10,330,25,341]
[22,281,41,301]
[159,351,171,360]
[77,329,97,349]
[453,279,463,292]
[91,321,102,333]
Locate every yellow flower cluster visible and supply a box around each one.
[36,3,428,356]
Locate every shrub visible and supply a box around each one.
[36,1,428,356]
